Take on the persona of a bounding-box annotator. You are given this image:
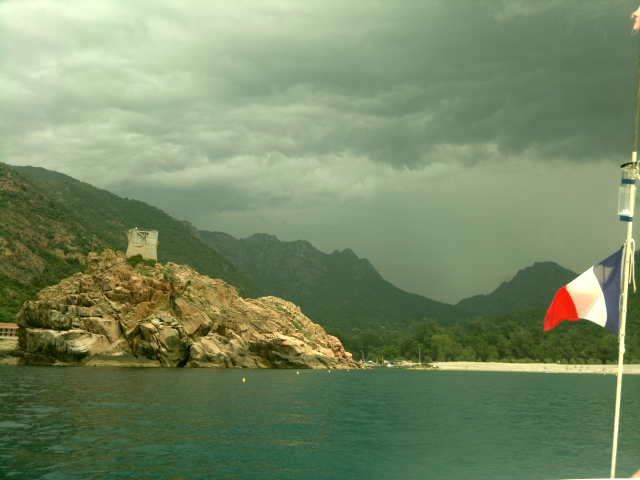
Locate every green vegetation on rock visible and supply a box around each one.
[126,254,157,269]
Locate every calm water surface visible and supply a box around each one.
[1,366,640,479]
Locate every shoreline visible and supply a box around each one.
[1,358,637,373]
[427,361,640,375]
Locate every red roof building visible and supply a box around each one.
[0,323,18,337]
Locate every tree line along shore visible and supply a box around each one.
[332,302,640,365]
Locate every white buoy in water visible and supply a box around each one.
[242,377,246,383]
[296,371,300,375]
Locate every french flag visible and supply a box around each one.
[544,248,623,334]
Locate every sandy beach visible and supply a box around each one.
[429,361,640,375]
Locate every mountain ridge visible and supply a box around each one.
[455,261,576,317]
[1,161,580,331]
[199,229,457,328]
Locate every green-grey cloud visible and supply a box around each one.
[1,0,637,301]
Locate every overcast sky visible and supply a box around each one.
[1,0,639,302]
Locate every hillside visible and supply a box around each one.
[199,231,457,329]
[14,166,254,293]
[0,163,104,321]
[455,261,576,317]
[0,163,254,321]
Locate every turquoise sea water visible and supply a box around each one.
[1,367,640,480]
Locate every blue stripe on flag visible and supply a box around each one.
[593,247,623,334]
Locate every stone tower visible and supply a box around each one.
[126,228,159,261]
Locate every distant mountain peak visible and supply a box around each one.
[507,261,575,284]
[332,247,357,258]
[456,260,576,316]
[247,232,279,242]
[523,260,568,270]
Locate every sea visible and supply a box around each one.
[1,366,640,480]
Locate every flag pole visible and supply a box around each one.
[610,26,640,476]
[610,194,635,479]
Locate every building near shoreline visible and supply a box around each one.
[126,228,159,261]
[0,323,18,337]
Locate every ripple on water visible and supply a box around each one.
[1,366,640,480]
[0,421,28,429]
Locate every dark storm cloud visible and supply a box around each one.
[182,0,637,164]
[2,0,636,172]
[111,179,286,214]
[1,0,638,301]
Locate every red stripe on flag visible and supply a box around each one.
[544,286,579,331]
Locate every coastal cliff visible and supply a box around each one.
[16,250,357,368]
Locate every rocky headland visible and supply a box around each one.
[16,250,357,368]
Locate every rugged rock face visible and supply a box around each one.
[17,250,357,368]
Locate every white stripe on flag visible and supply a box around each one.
[566,266,607,327]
